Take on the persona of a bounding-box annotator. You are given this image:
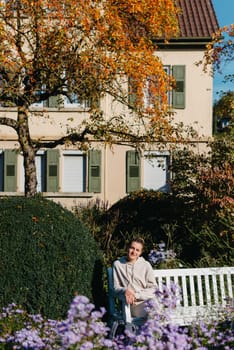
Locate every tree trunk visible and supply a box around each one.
[17,106,38,197]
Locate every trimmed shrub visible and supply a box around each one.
[0,196,104,319]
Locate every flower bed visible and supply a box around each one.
[0,291,233,349]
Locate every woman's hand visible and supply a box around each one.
[125,288,135,304]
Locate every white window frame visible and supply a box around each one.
[30,80,91,109]
[163,65,172,105]
[35,151,46,192]
[62,150,86,192]
[20,150,46,192]
[63,94,91,109]
[143,151,170,192]
[143,66,172,108]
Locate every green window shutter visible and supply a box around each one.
[48,96,60,107]
[46,150,59,192]
[0,153,3,191]
[128,77,137,108]
[126,151,141,193]
[172,65,185,109]
[4,149,17,192]
[88,150,101,193]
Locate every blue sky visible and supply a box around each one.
[212,0,234,101]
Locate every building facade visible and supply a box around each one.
[0,0,219,209]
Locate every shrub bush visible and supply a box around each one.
[74,191,192,265]
[0,196,104,319]
[74,190,233,268]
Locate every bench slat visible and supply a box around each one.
[174,276,181,307]
[181,275,188,307]
[157,276,163,290]
[219,274,226,305]
[166,275,171,288]
[189,275,196,306]
[197,275,204,306]
[212,274,219,304]
[227,274,233,298]
[205,275,211,305]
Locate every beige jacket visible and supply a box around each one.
[113,256,156,302]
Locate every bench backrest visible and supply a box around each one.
[154,266,234,308]
[107,266,234,325]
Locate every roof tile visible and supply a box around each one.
[177,0,219,38]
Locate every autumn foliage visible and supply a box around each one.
[0,0,179,113]
[200,24,234,79]
[0,0,180,195]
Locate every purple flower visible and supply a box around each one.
[148,243,177,267]
[80,341,93,350]
[13,328,45,349]
[1,292,233,350]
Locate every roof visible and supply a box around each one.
[177,0,219,39]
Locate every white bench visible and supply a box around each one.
[107,266,234,326]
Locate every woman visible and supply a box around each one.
[113,237,156,318]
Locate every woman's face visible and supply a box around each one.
[127,241,143,263]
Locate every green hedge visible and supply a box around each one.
[0,197,104,319]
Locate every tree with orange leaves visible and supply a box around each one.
[0,0,179,196]
[200,24,234,83]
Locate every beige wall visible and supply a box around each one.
[157,49,213,139]
[0,48,214,209]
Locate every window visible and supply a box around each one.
[20,151,46,192]
[143,152,169,192]
[46,149,60,192]
[126,150,141,193]
[62,151,86,192]
[4,150,17,191]
[0,150,18,192]
[163,65,172,106]
[143,76,156,108]
[126,150,170,193]
[30,85,47,108]
[30,91,91,109]
[62,71,92,109]
[36,152,46,192]
[2,149,101,194]
[30,72,91,109]
[88,150,101,193]
[64,94,91,109]
[129,65,185,110]
[21,149,77,193]
[172,65,185,109]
